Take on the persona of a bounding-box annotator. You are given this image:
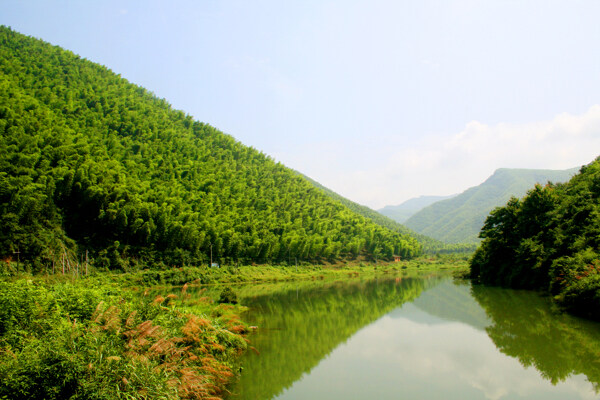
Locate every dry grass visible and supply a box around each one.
[87,293,247,399]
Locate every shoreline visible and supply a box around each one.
[0,257,468,399]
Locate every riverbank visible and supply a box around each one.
[0,277,249,399]
[0,256,467,399]
[95,255,470,288]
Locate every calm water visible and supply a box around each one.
[224,275,600,400]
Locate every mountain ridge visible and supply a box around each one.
[378,194,457,223]
[299,174,475,254]
[403,167,579,243]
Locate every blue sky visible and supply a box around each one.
[3,0,600,208]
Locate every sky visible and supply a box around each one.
[3,0,600,209]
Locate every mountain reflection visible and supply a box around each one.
[227,276,440,399]
[224,277,600,399]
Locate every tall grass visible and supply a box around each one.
[0,280,247,399]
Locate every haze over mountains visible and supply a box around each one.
[379,195,456,223]
[380,167,579,244]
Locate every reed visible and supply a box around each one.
[0,279,248,399]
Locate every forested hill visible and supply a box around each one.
[0,26,421,271]
[404,167,578,243]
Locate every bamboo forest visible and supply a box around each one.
[1,24,600,400]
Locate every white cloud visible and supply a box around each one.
[278,311,598,400]
[445,106,600,168]
[309,105,600,209]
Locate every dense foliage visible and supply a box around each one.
[0,279,247,399]
[469,157,600,319]
[405,167,577,243]
[0,26,421,272]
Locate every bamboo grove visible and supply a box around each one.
[0,26,422,272]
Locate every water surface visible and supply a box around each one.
[225,276,600,399]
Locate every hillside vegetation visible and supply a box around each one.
[470,157,600,320]
[404,167,578,243]
[0,26,421,273]
[301,174,474,254]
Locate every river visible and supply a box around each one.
[221,274,600,399]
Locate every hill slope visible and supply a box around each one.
[301,174,474,254]
[404,167,579,243]
[0,26,421,271]
[378,194,456,223]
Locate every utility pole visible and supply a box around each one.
[13,246,20,273]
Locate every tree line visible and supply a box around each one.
[470,156,600,319]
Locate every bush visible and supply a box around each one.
[217,287,238,304]
[0,279,247,399]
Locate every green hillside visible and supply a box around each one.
[378,194,456,223]
[301,174,474,254]
[0,26,422,272]
[404,167,578,243]
[470,157,600,320]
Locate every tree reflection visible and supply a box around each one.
[471,284,600,391]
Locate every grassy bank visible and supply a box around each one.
[95,256,470,288]
[1,255,470,287]
[0,279,248,399]
[0,256,467,399]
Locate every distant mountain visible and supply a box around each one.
[404,167,580,243]
[301,174,475,254]
[379,195,456,223]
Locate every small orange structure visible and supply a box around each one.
[393,255,401,262]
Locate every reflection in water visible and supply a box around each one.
[412,279,491,330]
[471,285,600,390]
[222,277,600,399]
[228,276,439,399]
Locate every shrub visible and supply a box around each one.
[217,287,238,305]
